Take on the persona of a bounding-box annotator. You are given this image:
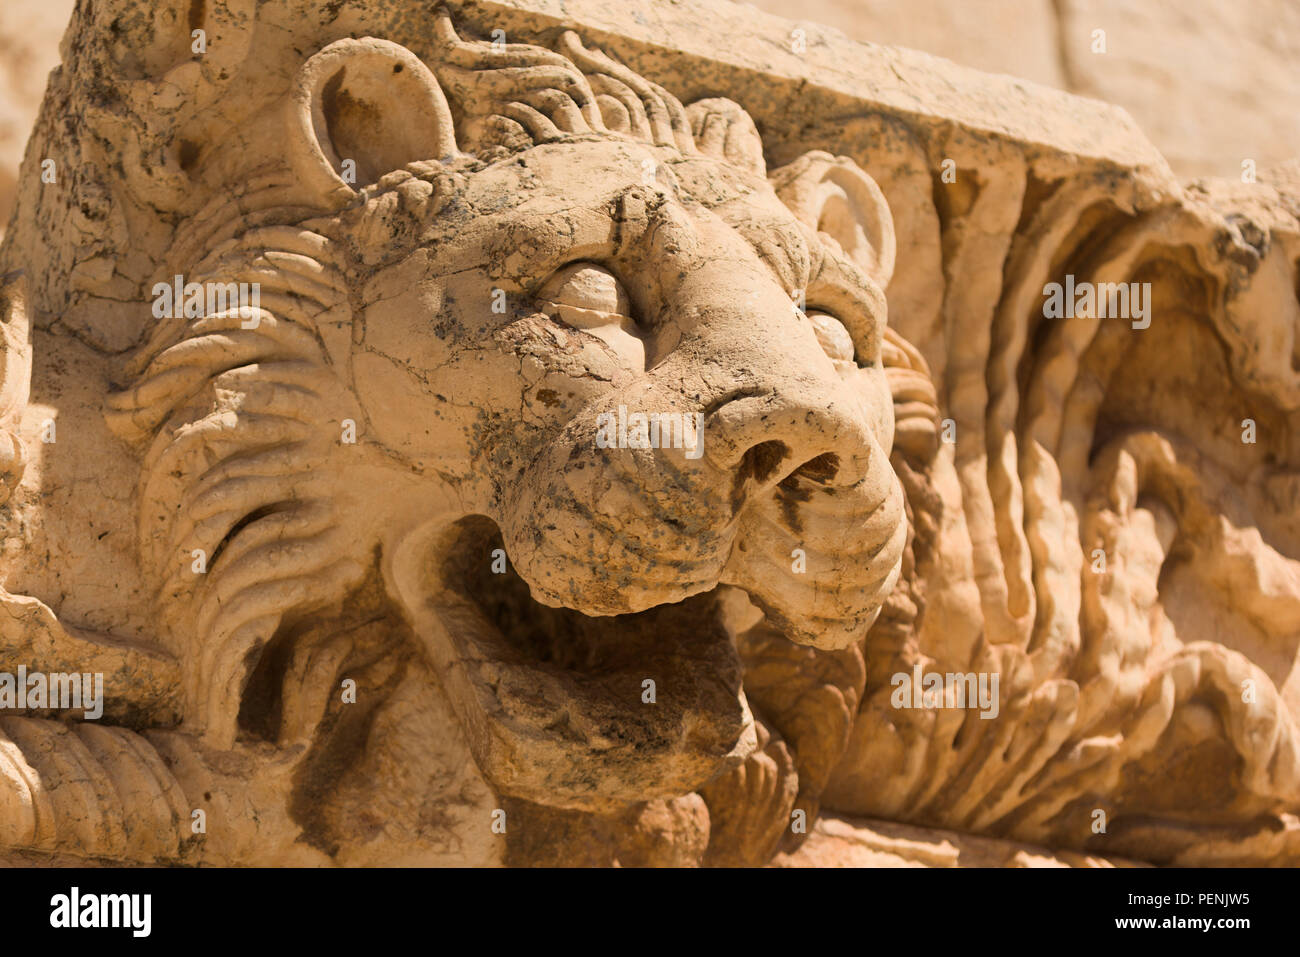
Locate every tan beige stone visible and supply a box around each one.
[0,0,1296,869]
[737,0,1300,180]
[0,0,76,235]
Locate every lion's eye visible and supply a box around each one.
[807,311,855,363]
[536,263,645,368]
[536,263,633,329]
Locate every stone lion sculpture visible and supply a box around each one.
[0,5,911,865]
[1,1,1298,867]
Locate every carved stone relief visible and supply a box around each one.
[0,0,1297,868]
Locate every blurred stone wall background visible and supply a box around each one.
[0,0,74,238]
[739,0,1300,180]
[1,0,1296,234]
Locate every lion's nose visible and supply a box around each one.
[703,389,877,493]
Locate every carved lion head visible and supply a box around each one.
[98,10,910,846]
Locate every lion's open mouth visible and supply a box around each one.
[402,515,758,812]
[388,434,906,813]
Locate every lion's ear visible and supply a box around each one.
[286,38,458,207]
[770,152,895,288]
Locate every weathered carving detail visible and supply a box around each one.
[0,0,1298,867]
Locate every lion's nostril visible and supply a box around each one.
[737,440,790,485]
[731,440,791,510]
[788,452,840,485]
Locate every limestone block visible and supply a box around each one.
[0,0,1294,868]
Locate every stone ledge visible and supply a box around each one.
[773,814,1144,868]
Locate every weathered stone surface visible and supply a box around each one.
[6,0,1297,221]
[0,0,1296,868]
